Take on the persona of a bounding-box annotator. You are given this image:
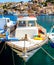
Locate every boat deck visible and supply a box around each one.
[6,37,48,62]
[6,36,48,51]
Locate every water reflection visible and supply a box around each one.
[37,15,54,32]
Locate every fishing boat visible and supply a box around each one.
[6,15,48,62]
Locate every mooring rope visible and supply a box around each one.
[0,42,5,55]
[12,44,15,65]
[41,47,54,60]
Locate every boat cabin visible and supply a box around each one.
[15,16,38,39]
[17,16,37,27]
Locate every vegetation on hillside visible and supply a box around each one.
[46,0,54,4]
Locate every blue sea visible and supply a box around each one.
[0,14,54,65]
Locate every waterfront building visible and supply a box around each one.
[31,0,46,3]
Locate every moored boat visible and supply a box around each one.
[6,15,48,62]
[0,17,16,41]
[48,25,54,48]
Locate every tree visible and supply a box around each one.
[46,0,54,4]
[3,4,7,9]
[41,2,47,7]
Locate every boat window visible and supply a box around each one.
[18,21,26,27]
[28,21,35,26]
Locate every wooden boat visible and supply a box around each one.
[6,15,48,62]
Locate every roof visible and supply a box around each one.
[17,16,37,21]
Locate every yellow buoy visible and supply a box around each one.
[33,37,43,40]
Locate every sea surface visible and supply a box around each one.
[0,14,54,65]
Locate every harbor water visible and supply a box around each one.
[0,14,54,65]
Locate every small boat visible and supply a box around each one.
[0,17,16,41]
[6,15,48,62]
[48,25,54,48]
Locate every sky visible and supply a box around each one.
[0,0,30,3]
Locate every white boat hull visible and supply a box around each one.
[47,33,54,43]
